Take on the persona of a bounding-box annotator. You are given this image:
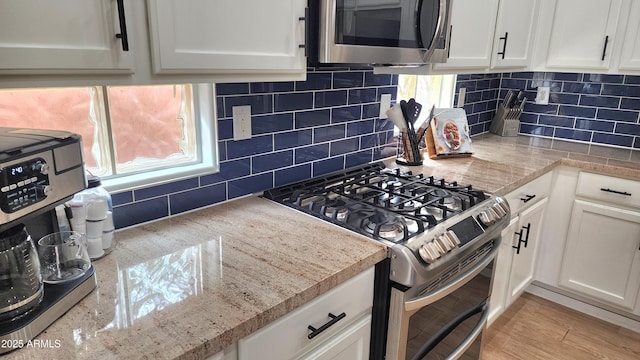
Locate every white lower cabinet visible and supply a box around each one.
[506,197,548,306]
[238,268,374,360]
[489,174,550,325]
[488,217,518,326]
[559,200,640,310]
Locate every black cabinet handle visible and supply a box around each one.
[497,32,508,59]
[308,312,346,339]
[522,223,531,248]
[520,194,536,203]
[601,35,609,61]
[600,188,631,196]
[512,230,524,255]
[447,25,453,58]
[115,0,129,51]
[298,7,309,57]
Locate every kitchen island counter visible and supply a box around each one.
[6,134,639,359]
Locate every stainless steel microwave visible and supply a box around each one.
[310,0,452,66]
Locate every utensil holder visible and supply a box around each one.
[396,129,423,166]
[490,104,522,137]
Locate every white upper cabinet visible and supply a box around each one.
[0,0,133,74]
[490,0,540,69]
[434,0,499,70]
[542,0,623,70]
[618,0,640,71]
[147,0,307,76]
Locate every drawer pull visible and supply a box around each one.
[600,188,631,196]
[522,223,531,248]
[307,312,346,339]
[521,194,536,203]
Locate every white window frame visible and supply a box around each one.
[102,83,219,193]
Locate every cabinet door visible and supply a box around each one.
[507,197,548,306]
[298,315,371,360]
[433,0,499,69]
[0,0,133,74]
[619,0,640,70]
[488,217,519,327]
[545,0,623,70]
[147,0,306,75]
[490,0,540,69]
[559,200,640,310]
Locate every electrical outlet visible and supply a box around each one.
[536,86,550,105]
[457,88,466,108]
[379,94,392,119]
[233,105,252,140]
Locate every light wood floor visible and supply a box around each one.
[482,293,640,360]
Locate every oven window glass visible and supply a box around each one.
[336,0,440,49]
[405,262,492,359]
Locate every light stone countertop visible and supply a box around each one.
[5,134,639,359]
[387,134,640,194]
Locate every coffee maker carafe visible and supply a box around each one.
[0,127,96,354]
[0,225,43,322]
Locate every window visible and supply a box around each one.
[0,84,218,192]
[396,74,457,123]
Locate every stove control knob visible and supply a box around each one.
[431,239,446,255]
[492,203,507,218]
[445,230,461,247]
[477,210,496,227]
[418,243,440,264]
[436,235,454,252]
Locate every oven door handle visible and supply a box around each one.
[410,301,489,360]
[404,245,497,312]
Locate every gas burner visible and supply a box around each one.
[362,212,407,242]
[323,198,349,221]
[297,194,327,210]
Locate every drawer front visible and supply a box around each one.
[505,171,552,216]
[576,172,640,209]
[238,267,374,360]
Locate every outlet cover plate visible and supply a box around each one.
[233,105,252,140]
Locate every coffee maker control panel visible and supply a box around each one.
[0,157,51,213]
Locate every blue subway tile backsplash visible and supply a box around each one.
[113,69,640,230]
[500,72,640,148]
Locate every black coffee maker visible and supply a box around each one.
[0,127,97,354]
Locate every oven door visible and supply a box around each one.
[386,244,496,360]
[318,0,451,64]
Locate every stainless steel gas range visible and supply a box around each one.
[263,162,510,360]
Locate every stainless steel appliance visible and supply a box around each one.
[0,127,95,354]
[309,0,452,65]
[263,162,510,359]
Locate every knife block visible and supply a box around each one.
[490,104,521,137]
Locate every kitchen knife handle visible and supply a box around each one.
[601,35,609,61]
[115,0,129,51]
[498,32,508,59]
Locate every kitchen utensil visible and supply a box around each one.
[399,99,423,165]
[386,103,407,130]
[0,224,43,322]
[38,231,91,284]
